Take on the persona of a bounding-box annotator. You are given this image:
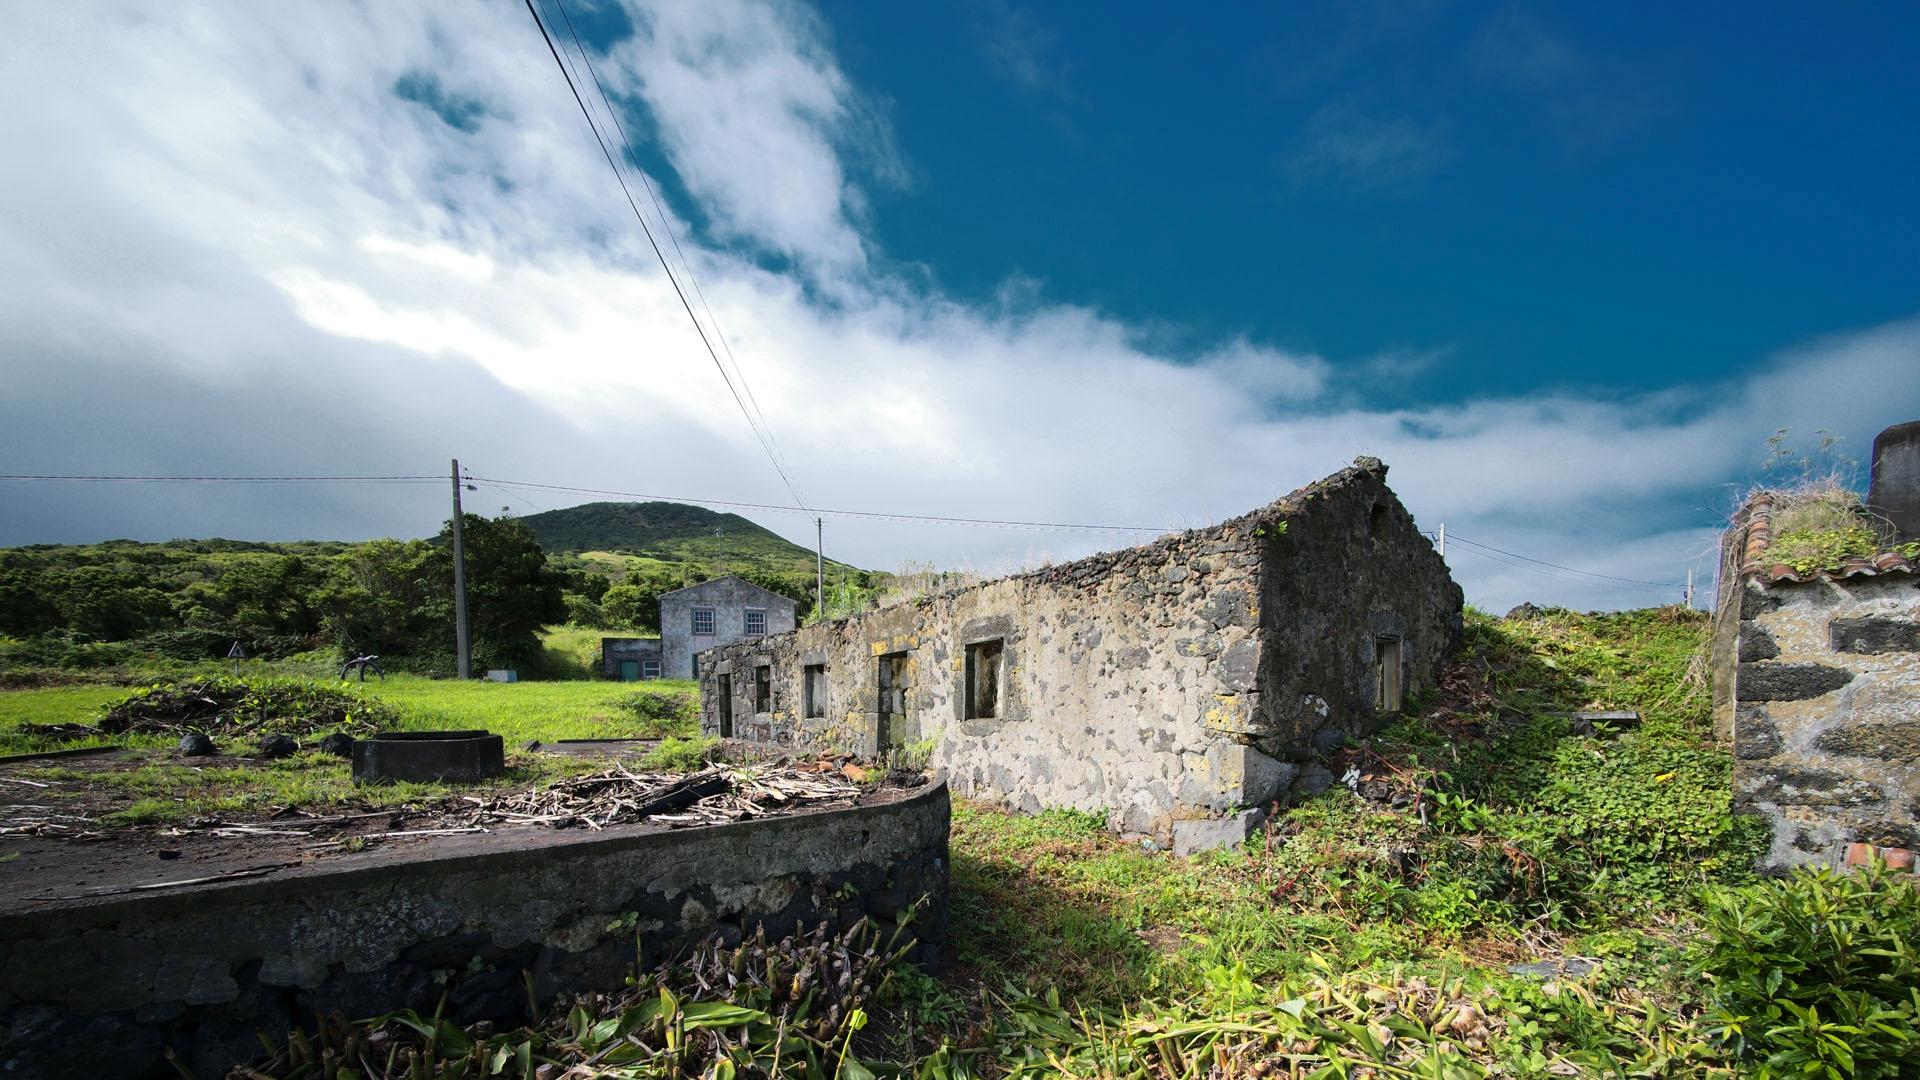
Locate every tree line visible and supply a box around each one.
[0,517,565,673]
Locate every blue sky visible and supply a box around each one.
[683,2,1920,401]
[1,1,1917,611]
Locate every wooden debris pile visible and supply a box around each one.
[441,761,867,831]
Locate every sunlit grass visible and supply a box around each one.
[0,672,701,753]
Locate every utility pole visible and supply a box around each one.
[1436,522,1446,557]
[450,458,472,680]
[1685,567,1695,609]
[815,517,825,616]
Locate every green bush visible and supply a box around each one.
[1698,861,1920,1077]
[96,677,402,738]
[641,735,720,771]
[616,688,698,737]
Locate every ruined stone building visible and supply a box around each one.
[659,575,796,680]
[1713,421,1920,870]
[698,459,1461,851]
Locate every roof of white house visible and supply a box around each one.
[657,574,797,605]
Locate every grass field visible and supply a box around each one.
[0,673,700,752]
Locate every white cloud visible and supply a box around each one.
[1,0,1917,620]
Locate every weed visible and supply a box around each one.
[614,687,699,738]
[640,735,720,772]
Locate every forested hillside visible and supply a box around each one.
[523,502,872,635]
[519,501,844,574]
[0,516,563,676]
[0,502,881,677]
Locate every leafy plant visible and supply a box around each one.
[641,735,721,771]
[615,687,699,737]
[1698,860,1920,1077]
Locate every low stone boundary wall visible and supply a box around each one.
[1,779,949,1080]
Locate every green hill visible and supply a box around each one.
[516,501,852,577]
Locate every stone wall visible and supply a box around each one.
[699,461,1460,843]
[1721,573,1920,869]
[1250,464,1463,765]
[0,781,949,1080]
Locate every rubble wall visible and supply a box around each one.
[701,518,1267,835]
[1725,575,1920,869]
[699,461,1461,838]
[0,781,949,1080]
[1251,462,1464,769]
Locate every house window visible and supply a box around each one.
[804,663,826,718]
[692,608,715,636]
[1375,638,1403,712]
[744,609,767,638]
[640,659,660,679]
[965,639,1004,720]
[754,664,772,713]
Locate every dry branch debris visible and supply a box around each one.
[440,762,867,831]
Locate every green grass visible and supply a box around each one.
[533,624,609,680]
[0,673,701,753]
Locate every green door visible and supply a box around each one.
[619,660,640,682]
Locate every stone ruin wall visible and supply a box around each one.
[701,507,1270,835]
[1251,464,1464,777]
[1721,572,1920,869]
[700,461,1463,839]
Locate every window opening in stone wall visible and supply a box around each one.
[877,651,910,750]
[692,608,715,636]
[965,639,1004,720]
[744,609,767,637]
[716,674,733,737]
[1375,637,1403,712]
[803,664,827,719]
[754,665,772,713]
[640,659,660,679]
[1369,502,1386,539]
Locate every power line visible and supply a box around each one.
[544,0,807,509]
[1443,532,1681,588]
[519,0,809,512]
[0,472,1695,580]
[0,473,439,484]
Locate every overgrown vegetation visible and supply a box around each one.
[1752,427,1920,574]
[5,604,1903,1075]
[192,605,1920,1078]
[0,513,563,676]
[0,675,700,754]
[1699,860,1920,1078]
[615,685,700,738]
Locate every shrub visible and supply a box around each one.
[641,735,720,771]
[616,688,698,737]
[1698,861,1920,1077]
[95,678,401,738]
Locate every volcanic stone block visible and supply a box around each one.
[1736,662,1854,701]
[1734,707,1782,760]
[1172,807,1267,856]
[1744,765,1885,808]
[1829,617,1920,655]
[1737,625,1780,662]
[1813,720,1920,761]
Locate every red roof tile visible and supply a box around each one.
[1737,491,1917,583]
